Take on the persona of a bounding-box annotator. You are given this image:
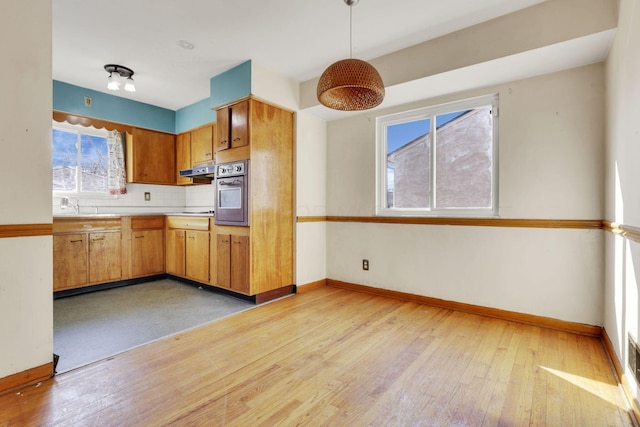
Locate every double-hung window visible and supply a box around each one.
[52,122,110,194]
[376,94,498,217]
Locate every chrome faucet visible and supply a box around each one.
[60,197,79,214]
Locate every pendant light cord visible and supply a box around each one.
[349,4,353,58]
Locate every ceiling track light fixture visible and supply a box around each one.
[317,0,385,111]
[104,64,136,92]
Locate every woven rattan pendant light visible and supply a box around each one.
[317,0,385,111]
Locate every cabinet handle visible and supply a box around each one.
[70,239,83,243]
[135,235,145,239]
[220,140,227,145]
[206,152,212,156]
[91,237,105,241]
[221,239,229,243]
[232,137,241,142]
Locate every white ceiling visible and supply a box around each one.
[53,0,549,112]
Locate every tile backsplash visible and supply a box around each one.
[53,182,216,215]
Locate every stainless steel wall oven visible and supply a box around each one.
[215,159,249,226]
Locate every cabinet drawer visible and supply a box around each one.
[131,216,165,230]
[166,216,210,231]
[53,217,121,233]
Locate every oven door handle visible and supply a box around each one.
[218,179,243,186]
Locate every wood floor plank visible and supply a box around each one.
[0,287,635,426]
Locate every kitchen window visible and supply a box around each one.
[52,122,114,195]
[376,94,499,217]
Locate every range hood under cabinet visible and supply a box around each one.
[179,163,216,179]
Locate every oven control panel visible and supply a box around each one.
[217,160,247,178]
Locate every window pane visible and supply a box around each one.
[386,118,431,208]
[434,107,493,209]
[80,134,108,193]
[52,129,78,192]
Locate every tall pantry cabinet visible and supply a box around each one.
[214,97,294,298]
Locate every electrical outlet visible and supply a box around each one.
[362,259,369,270]
[144,192,151,201]
[84,96,92,107]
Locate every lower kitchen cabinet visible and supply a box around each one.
[53,218,122,291]
[53,233,88,291]
[131,229,164,277]
[186,230,210,283]
[166,229,186,276]
[165,216,210,283]
[130,216,165,278]
[217,233,249,294]
[89,232,122,283]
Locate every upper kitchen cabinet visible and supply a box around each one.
[176,132,193,185]
[216,99,249,160]
[176,132,192,186]
[126,127,176,185]
[176,124,216,186]
[191,123,216,165]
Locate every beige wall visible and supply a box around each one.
[604,0,640,403]
[325,64,605,325]
[0,1,53,378]
[295,111,327,287]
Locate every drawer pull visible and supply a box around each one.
[70,239,83,243]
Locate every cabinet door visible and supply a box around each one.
[127,128,176,185]
[53,233,88,291]
[89,232,122,284]
[216,234,231,289]
[191,124,214,165]
[176,132,192,186]
[216,100,249,153]
[231,235,250,293]
[131,229,165,277]
[186,230,210,283]
[166,229,186,276]
[230,100,249,149]
[216,107,230,152]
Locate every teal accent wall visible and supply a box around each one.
[175,98,217,133]
[55,60,252,134]
[53,80,176,133]
[209,60,252,109]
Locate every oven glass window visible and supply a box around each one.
[219,187,242,209]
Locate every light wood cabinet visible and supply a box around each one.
[176,124,215,186]
[131,216,165,278]
[89,232,122,283]
[176,132,192,186]
[217,233,249,294]
[213,97,295,299]
[166,229,186,275]
[166,216,210,283]
[126,127,176,185]
[191,124,215,165]
[53,218,122,291]
[186,230,210,283]
[216,99,249,154]
[53,233,88,291]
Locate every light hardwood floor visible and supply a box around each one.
[0,286,635,426]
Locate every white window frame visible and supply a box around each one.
[52,121,116,198]
[375,94,499,218]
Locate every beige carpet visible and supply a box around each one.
[53,279,255,373]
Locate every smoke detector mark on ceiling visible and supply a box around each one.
[177,40,195,50]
